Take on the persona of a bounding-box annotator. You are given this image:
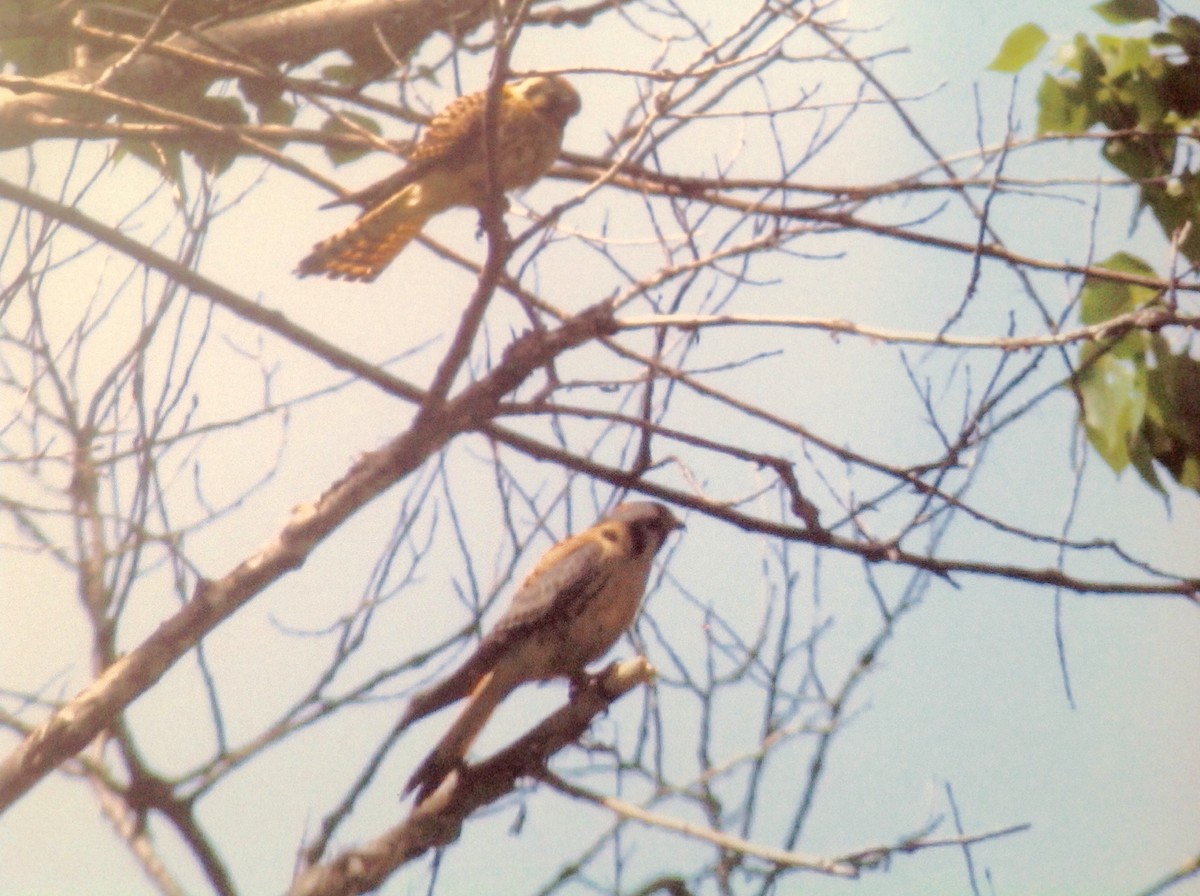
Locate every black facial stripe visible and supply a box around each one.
[628,520,651,557]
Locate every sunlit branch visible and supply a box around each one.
[616,306,1199,349]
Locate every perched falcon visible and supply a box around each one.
[295,74,581,282]
[400,501,682,803]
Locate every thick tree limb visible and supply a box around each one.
[0,0,492,149]
[288,658,656,896]
[0,276,617,814]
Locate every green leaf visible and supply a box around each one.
[1128,431,1167,493]
[989,23,1049,72]
[1160,60,1200,116]
[1142,175,1200,264]
[1078,353,1147,472]
[1092,0,1160,25]
[1121,339,1200,494]
[171,95,248,175]
[1037,75,1091,132]
[319,112,383,166]
[115,140,186,187]
[1103,133,1171,179]
[193,95,248,126]
[1180,456,1200,490]
[1167,15,1200,56]
[257,95,297,127]
[1079,251,1158,323]
[239,77,297,127]
[0,34,72,77]
[1096,35,1152,78]
[1147,346,1200,453]
[321,63,370,87]
[1078,36,1107,84]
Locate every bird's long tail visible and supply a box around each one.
[405,670,512,802]
[295,185,431,282]
[398,647,495,731]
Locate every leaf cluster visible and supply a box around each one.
[0,0,443,178]
[1037,11,1200,260]
[994,0,1200,495]
[1077,253,1200,492]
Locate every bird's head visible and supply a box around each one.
[512,74,582,126]
[607,501,684,558]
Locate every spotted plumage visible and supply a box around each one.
[296,74,581,282]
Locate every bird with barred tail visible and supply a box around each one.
[400,501,682,803]
[295,74,581,282]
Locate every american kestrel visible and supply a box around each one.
[401,501,682,803]
[295,74,581,282]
